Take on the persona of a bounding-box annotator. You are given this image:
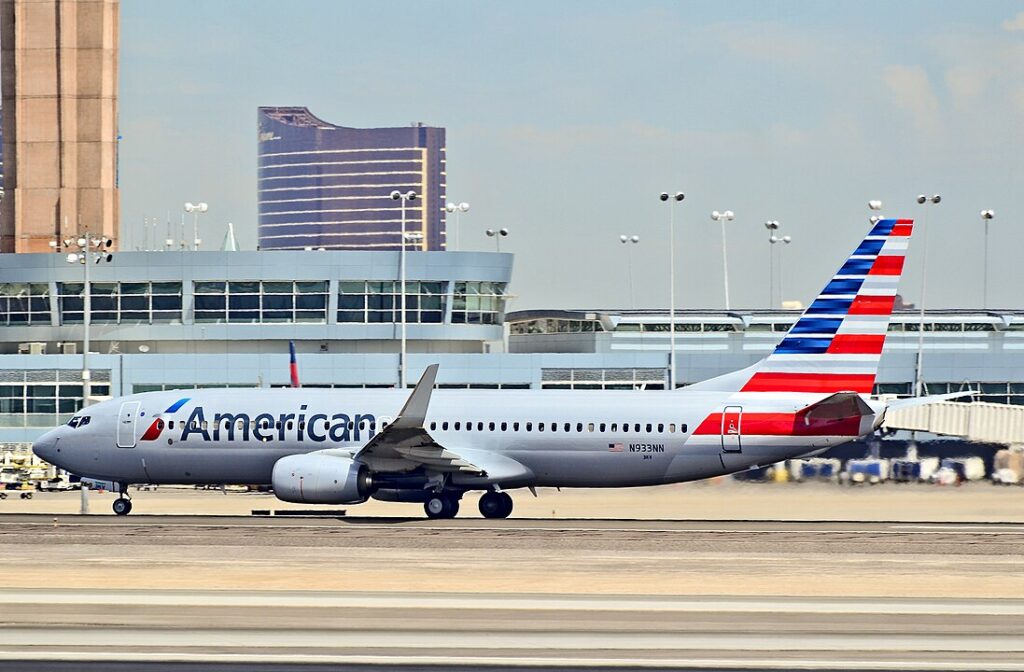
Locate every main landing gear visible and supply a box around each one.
[478,491,513,519]
[112,483,133,516]
[424,492,460,519]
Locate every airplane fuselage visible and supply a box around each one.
[33,386,867,489]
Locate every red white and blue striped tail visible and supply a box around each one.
[688,218,913,395]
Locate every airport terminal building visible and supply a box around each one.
[0,247,1023,451]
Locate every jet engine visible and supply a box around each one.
[271,453,374,504]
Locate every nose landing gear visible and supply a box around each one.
[112,483,132,516]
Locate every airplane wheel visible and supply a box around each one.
[424,494,457,519]
[497,492,513,518]
[112,498,133,516]
[479,491,507,518]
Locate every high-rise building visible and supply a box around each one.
[0,0,120,253]
[258,107,446,251]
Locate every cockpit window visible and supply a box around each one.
[67,416,91,428]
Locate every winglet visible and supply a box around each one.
[289,340,300,388]
[391,364,439,429]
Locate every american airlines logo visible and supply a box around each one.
[141,399,379,444]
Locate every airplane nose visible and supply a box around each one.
[32,430,58,463]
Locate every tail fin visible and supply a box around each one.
[289,340,300,388]
[687,218,913,395]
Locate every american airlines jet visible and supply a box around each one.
[33,218,940,518]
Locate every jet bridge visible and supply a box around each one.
[883,401,1024,444]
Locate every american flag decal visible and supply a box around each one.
[608,443,624,452]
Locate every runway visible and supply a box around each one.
[1,515,1023,669]
[1,589,1023,670]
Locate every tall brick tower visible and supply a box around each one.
[0,0,119,252]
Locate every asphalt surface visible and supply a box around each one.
[1,515,1023,670]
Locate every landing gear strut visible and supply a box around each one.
[424,492,459,519]
[112,483,132,516]
[478,491,513,519]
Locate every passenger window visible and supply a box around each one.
[157,419,165,430]
[347,421,354,430]
[442,421,449,430]
[287,421,294,430]
[167,420,174,430]
[658,423,664,433]
[513,422,520,431]
[454,422,461,430]
[669,423,676,433]
[563,422,570,432]
[634,423,641,432]
[201,421,208,430]
[477,422,484,431]
[430,421,436,430]
[646,423,652,433]
[489,422,495,431]
[526,422,533,431]
[467,422,473,432]
[192,420,200,430]
[599,423,606,432]
[588,423,595,432]
[501,422,507,431]
[681,423,688,433]
[611,423,617,432]
[239,420,246,430]
[539,423,545,432]
[275,421,281,430]
[576,422,583,432]
[550,422,557,433]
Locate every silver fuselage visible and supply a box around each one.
[32,387,871,489]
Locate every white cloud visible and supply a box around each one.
[882,64,941,134]
[1002,11,1024,31]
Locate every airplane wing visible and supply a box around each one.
[354,364,486,475]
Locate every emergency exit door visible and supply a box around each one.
[721,405,742,452]
[117,401,141,448]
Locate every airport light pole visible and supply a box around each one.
[446,202,470,251]
[52,234,114,408]
[980,210,995,308]
[183,202,208,251]
[619,235,640,309]
[914,194,941,397]
[764,221,780,308]
[710,210,735,310]
[391,190,418,388]
[659,192,685,389]
[485,228,509,252]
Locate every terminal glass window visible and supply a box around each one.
[0,369,111,428]
[58,282,182,325]
[194,281,327,324]
[0,283,51,326]
[451,281,506,325]
[338,281,446,324]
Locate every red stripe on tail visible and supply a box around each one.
[847,295,895,315]
[827,334,886,354]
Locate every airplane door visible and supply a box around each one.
[721,405,742,453]
[117,401,141,448]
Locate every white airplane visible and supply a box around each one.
[33,218,940,518]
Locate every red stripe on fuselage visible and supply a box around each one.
[890,224,913,236]
[847,294,895,315]
[868,256,905,276]
[827,334,885,354]
[693,412,863,437]
[740,372,875,394]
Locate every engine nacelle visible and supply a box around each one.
[271,453,374,504]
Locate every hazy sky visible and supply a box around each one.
[120,1,1024,311]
